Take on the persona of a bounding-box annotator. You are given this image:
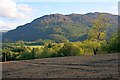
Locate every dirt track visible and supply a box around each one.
[1,53,119,78]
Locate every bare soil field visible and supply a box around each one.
[1,53,119,79]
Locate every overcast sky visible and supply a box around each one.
[0,0,119,30]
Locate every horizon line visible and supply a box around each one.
[1,12,118,31]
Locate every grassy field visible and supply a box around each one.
[2,53,118,79]
[25,45,44,48]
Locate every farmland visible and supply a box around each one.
[2,53,118,78]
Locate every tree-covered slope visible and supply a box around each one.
[2,12,118,42]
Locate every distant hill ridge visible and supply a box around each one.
[2,12,118,42]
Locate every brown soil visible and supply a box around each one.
[1,53,119,78]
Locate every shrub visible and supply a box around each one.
[18,47,34,60]
[40,48,55,58]
[58,43,84,57]
[35,48,43,58]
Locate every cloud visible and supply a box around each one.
[0,20,6,28]
[17,4,32,11]
[17,4,33,15]
[0,0,17,18]
[0,19,29,30]
[0,19,20,30]
[0,0,33,19]
[0,20,12,30]
[0,0,33,30]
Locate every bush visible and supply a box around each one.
[19,52,34,60]
[40,48,55,58]
[18,47,34,60]
[35,48,43,58]
[105,32,119,53]
[58,43,84,57]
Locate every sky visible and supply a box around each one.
[0,0,119,30]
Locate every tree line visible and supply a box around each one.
[1,14,119,62]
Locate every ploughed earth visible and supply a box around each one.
[1,53,119,78]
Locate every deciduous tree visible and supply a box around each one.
[88,14,111,55]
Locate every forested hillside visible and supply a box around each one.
[2,12,118,42]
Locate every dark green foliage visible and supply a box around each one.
[50,34,69,43]
[58,43,84,57]
[105,30,120,53]
[40,48,54,58]
[2,13,117,42]
[18,47,35,60]
[1,42,63,61]
[47,43,52,48]
[11,48,24,52]
[1,31,119,62]
[24,39,55,46]
[34,48,43,58]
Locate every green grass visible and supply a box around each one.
[25,45,44,48]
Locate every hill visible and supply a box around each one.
[2,53,118,78]
[2,12,118,42]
